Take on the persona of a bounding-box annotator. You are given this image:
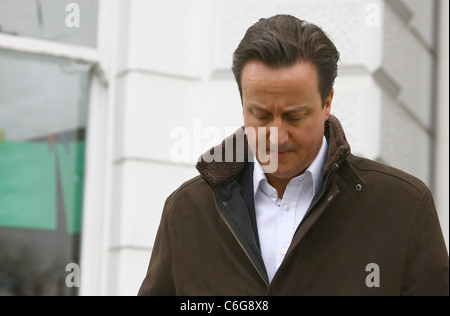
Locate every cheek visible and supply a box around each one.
[244,123,262,153]
[290,123,324,149]
[290,131,309,149]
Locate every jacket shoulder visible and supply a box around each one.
[164,175,213,211]
[347,154,430,198]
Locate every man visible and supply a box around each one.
[138,15,449,296]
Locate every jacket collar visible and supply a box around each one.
[196,115,351,188]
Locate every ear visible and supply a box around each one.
[323,88,334,121]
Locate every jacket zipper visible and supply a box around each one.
[293,161,340,236]
[266,168,338,288]
[209,187,270,288]
[205,156,347,290]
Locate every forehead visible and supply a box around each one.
[241,60,319,93]
[241,60,321,105]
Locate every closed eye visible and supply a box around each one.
[253,110,271,121]
[255,114,271,121]
[286,116,303,122]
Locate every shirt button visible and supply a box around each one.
[284,204,290,211]
[281,248,287,255]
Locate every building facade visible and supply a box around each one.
[0,0,448,296]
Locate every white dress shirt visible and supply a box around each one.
[253,136,328,283]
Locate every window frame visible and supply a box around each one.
[0,0,115,295]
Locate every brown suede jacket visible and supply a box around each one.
[138,115,449,296]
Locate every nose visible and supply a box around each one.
[268,119,289,148]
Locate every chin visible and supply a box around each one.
[273,161,308,178]
[269,167,300,179]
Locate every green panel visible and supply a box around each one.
[56,141,85,234]
[0,140,57,230]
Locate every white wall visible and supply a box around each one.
[82,0,448,295]
[434,0,449,250]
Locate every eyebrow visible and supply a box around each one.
[248,103,310,114]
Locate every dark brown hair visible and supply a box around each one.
[232,14,340,106]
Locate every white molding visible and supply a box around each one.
[434,0,449,252]
[0,33,99,63]
[78,66,108,296]
[78,0,119,296]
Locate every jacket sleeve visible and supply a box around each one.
[138,197,176,296]
[401,189,449,296]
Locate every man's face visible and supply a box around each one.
[242,59,332,180]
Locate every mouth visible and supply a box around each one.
[276,151,293,157]
[268,149,295,156]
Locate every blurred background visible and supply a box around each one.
[0,0,448,296]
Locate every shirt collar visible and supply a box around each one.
[253,136,328,197]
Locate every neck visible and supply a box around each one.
[265,171,305,199]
